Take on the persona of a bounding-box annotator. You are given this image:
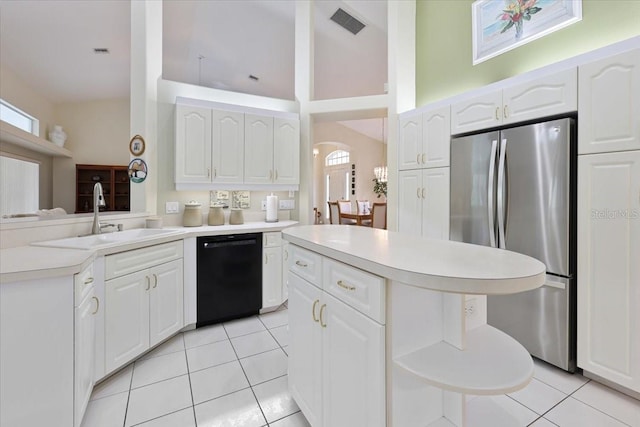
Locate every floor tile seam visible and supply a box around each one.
[526,416,560,426]
[264,325,287,348]
[129,371,190,392]
[183,347,198,425]
[187,357,241,375]
[232,341,282,360]
[225,327,269,339]
[267,410,302,425]
[122,362,136,427]
[249,373,289,388]
[139,346,186,361]
[230,328,281,344]
[191,383,253,407]
[531,374,589,396]
[565,394,636,426]
[184,337,231,351]
[128,405,195,427]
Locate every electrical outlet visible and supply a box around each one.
[465,298,476,317]
[279,200,295,210]
[261,200,267,210]
[165,201,179,214]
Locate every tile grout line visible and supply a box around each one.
[179,332,199,427]
[564,379,635,427]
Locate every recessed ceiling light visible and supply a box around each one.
[249,75,259,81]
[93,48,110,54]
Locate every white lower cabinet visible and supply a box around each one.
[105,243,184,374]
[577,150,640,392]
[288,256,385,427]
[74,263,97,427]
[263,232,284,309]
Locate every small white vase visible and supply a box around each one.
[49,125,67,147]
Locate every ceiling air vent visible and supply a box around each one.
[93,48,110,54]
[330,8,365,35]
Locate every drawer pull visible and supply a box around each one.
[319,304,327,328]
[84,277,94,285]
[312,299,320,322]
[337,280,356,291]
[295,260,308,268]
[91,297,100,315]
[495,107,500,120]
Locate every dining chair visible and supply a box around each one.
[327,201,340,224]
[370,202,387,229]
[336,200,357,225]
[356,200,370,214]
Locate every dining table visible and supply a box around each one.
[340,212,373,226]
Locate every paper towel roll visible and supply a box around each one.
[266,195,278,222]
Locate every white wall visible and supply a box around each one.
[313,121,385,219]
[52,98,130,213]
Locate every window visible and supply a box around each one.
[325,150,349,166]
[0,99,39,136]
[0,155,39,217]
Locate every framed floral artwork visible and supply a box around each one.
[472,0,582,65]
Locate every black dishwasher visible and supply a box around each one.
[197,233,262,327]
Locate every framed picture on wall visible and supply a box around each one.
[472,0,582,65]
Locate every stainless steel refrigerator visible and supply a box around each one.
[450,117,576,372]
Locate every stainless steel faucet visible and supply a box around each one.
[92,182,106,234]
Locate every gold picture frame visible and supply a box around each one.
[129,135,146,156]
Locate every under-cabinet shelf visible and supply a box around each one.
[394,325,533,395]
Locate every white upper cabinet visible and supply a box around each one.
[577,150,640,392]
[451,68,577,134]
[175,105,212,183]
[244,114,275,184]
[274,118,300,185]
[579,49,640,154]
[212,110,244,183]
[398,106,450,171]
[175,101,300,189]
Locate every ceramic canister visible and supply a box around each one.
[229,208,244,225]
[183,201,203,227]
[208,205,224,226]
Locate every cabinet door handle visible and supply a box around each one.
[495,107,500,120]
[503,105,509,119]
[295,260,308,268]
[274,170,278,181]
[145,276,150,291]
[422,153,426,164]
[84,277,94,285]
[265,254,269,264]
[417,188,421,199]
[284,250,288,261]
[416,154,421,164]
[337,280,355,291]
[91,297,100,315]
[152,274,158,288]
[213,168,217,179]
[269,170,273,180]
[319,304,327,328]
[207,168,211,178]
[422,188,426,198]
[312,299,320,322]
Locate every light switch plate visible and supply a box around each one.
[165,201,179,214]
[279,200,295,210]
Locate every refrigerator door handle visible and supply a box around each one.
[487,139,498,248]
[497,138,507,248]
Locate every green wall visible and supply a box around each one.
[416,0,640,106]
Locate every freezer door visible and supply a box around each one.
[488,275,576,371]
[500,118,573,276]
[450,131,500,246]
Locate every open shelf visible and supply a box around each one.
[394,325,533,396]
[0,121,72,158]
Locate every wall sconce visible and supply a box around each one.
[313,148,319,158]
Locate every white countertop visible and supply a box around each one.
[282,225,546,295]
[1,221,298,284]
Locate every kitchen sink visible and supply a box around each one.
[31,228,184,250]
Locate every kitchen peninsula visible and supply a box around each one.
[282,225,546,426]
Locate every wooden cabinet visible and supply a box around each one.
[75,164,130,213]
[263,232,284,309]
[577,150,640,393]
[104,242,184,374]
[288,249,385,427]
[398,106,450,171]
[398,167,450,240]
[578,49,640,154]
[451,68,577,135]
[175,102,299,189]
[245,115,300,185]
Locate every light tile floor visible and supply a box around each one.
[82,305,640,427]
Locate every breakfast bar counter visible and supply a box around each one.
[282,225,546,427]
